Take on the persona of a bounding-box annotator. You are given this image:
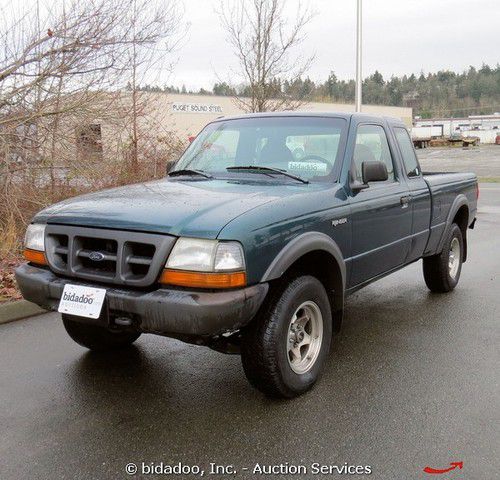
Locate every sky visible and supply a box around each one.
[163,0,499,90]
[3,0,499,90]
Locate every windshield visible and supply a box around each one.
[173,116,347,182]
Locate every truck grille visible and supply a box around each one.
[45,225,176,287]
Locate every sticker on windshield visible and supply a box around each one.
[288,161,328,173]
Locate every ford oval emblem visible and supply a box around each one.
[89,251,105,262]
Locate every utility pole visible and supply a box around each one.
[355,0,362,112]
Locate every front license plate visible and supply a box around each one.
[58,284,107,319]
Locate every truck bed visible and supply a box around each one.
[423,171,478,256]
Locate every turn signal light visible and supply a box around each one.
[23,249,48,266]
[159,269,246,289]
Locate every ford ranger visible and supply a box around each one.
[16,113,478,398]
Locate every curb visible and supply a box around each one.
[0,300,46,325]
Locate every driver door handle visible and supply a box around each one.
[400,195,411,208]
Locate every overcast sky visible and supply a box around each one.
[3,0,499,89]
[164,0,499,90]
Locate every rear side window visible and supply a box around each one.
[394,127,421,177]
[353,124,395,182]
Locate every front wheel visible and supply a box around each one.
[62,314,141,352]
[241,275,332,398]
[423,223,463,293]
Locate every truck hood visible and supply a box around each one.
[33,178,313,238]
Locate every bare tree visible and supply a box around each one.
[218,0,315,112]
[0,0,182,171]
[125,0,184,172]
[0,0,183,258]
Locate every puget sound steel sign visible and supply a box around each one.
[172,102,223,114]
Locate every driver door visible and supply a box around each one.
[347,123,412,287]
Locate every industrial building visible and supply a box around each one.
[62,92,414,165]
[7,92,413,171]
[150,92,413,137]
[413,113,500,144]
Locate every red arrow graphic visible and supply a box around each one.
[424,462,463,474]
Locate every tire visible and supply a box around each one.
[241,275,332,398]
[423,223,463,293]
[62,314,141,352]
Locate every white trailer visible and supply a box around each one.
[411,125,444,148]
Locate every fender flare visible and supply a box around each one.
[261,232,346,314]
[436,194,469,255]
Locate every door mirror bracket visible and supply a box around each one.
[350,180,369,192]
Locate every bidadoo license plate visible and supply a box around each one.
[58,284,107,319]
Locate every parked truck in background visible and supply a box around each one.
[16,113,478,398]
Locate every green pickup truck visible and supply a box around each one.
[16,113,478,398]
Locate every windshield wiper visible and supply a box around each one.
[226,166,309,184]
[168,169,213,179]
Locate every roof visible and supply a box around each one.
[209,111,405,126]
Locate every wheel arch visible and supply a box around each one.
[437,195,469,262]
[261,232,346,331]
[452,204,469,261]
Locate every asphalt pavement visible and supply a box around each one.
[417,144,500,178]
[0,186,499,480]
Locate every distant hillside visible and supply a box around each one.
[136,64,500,118]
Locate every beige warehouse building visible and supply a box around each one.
[61,92,412,167]
[6,92,412,187]
[145,92,413,139]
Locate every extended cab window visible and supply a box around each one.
[353,125,395,183]
[175,117,347,182]
[394,127,421,177]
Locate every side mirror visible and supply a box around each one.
[362,161,388,183]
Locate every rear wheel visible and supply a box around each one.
[62,314,141,352]
[423,223,463,293]
[241,275,332,398]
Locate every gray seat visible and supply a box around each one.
[353,143,376,180]
[260,138,294,169]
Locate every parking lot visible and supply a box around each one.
[1,146,500,479]
[0,183,498,480]
[417,144,500,178]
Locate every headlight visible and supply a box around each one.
[166,238,245,272]
[162,238,246,289]
[23,224,47,265]
[24,224,46,252]
[214,242,245,271]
